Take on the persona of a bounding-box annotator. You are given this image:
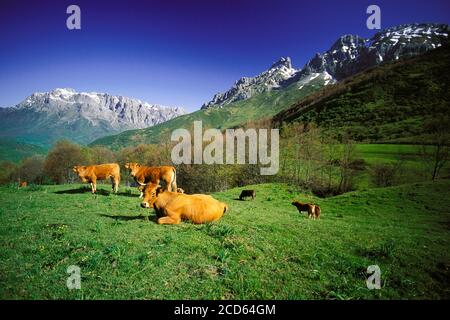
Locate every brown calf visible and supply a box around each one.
[291,201,321,220]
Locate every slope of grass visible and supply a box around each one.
[0,106,125,148]
[352,144,450,189]
[1,180,449,299]
[0,138,47,162]
[90,77,324,150]
[274,45,450,143]
[355,144,422,164]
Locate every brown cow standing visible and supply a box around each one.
[19,181,28,188]
[73,163,120,194]
[291,201,321,220]
[140,182,228,225]
[125,162,177,197]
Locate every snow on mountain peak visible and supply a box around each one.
[201,23,448,109]
[201,57,297,109]
[15,88,187,130]
[269,57,293,70]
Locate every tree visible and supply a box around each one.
[85,146,116,164]
[44,140,86,184]
[0,161,17,184]
[321,135,340,190]
[338,139,357,193]
[370,160,404,187]
[17,155,46,184]
[421,118,450,181]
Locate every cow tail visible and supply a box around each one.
[171,167,177,191]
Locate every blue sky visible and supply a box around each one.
[0,0,449,111]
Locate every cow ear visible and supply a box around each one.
[156,186,164,195]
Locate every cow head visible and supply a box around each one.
[140,183,163,208]
[125,162,140,177]
[72,165,86,175]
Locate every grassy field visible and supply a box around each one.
[1,180,449,299]
[353,144,450,189]
[355,144,423,164]
[0,138,47,162]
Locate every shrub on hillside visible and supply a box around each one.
[44,140,87,184]
[17,155,46,184]
[370,162,404,187]
[0,161,17,184]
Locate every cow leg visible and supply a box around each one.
[91,179,97,194]
[111,177,119,193]
[170,174,177,193]
[157,209,181,225]
[136,180,145,197]
[157,216,181,225]
[312,206,317,220]
[307,208,312,219]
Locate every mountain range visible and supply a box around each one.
[0,88,186,148]
[0,22,449,159]
[202,23,449,109]
[90,23,449,149]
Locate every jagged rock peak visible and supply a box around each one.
[201,23,449,109]
[269,57,292,70]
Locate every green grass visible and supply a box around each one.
[0,138,47,162]
[355,144,423,164]
[1,180,449,299]
[352,144,450,189]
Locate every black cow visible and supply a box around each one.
[239,190,256,200]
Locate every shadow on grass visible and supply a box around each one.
[54,187,111,196]
[233,198,253,201]
[54,188,138,197]
[100,213,158,223]
[116,191,138,198]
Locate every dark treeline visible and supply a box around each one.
[0,120,448,196]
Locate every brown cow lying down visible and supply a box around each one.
[125,162,177,197]
[19,181,28,188]
[140,183,228,225]
[73,163,120,194]
[291,201,321,220]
